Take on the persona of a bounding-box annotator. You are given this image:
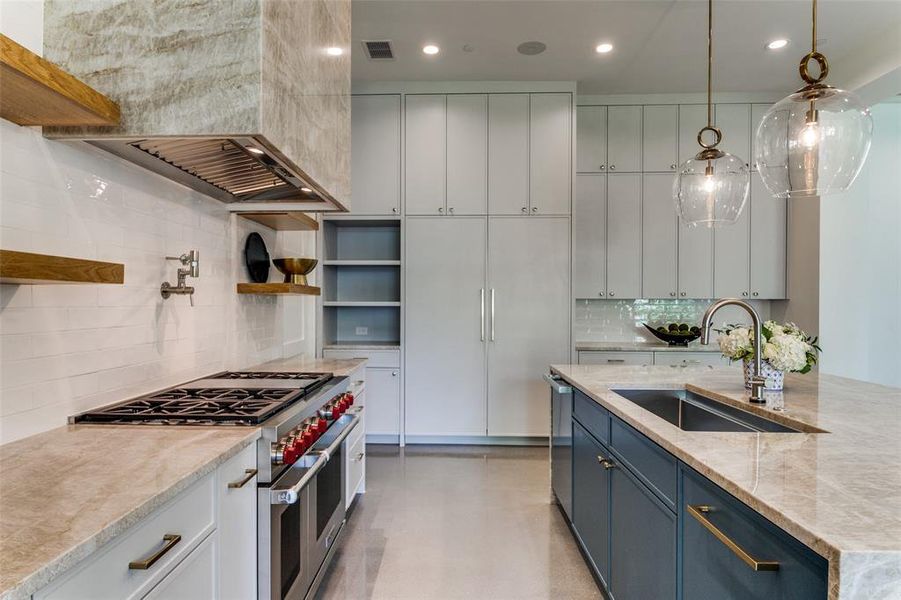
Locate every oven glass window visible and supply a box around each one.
[316,443,343,538]
[280,500,302,599]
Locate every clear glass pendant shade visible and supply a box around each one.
[674,152,750,228]
[755,86,873,198]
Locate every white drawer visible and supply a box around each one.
[143,531,216,600]
[578,351,654,365]
[652,352,728,367]
[345,431,366,509]
[323,348,400,368]
[36,474,215,600]
[346,407,366,448]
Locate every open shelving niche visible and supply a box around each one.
[320,218,402,347]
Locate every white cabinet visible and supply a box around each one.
[750,174,787,299]
[487,217,570,437]
[351,95,401,215]
[574,174,606,298]
[144,534,216,600]
[405,95,446,215]
[405,217,488,436]
[642,173,678,299]
[577,105,607,173]
[447,94,488,214]
[365,367,401,438]
[606,174,642,298]
[652,352,728,367]
[678,104,708,165]
[643,105,679,172]
[488,93,530,215]
[716,104,752,169]
[579,351,654,365]
[345,419,366,507]
[679,220,714,299]
[713,196,751,298]
[530,93,572,215]
[607,106,642,173]
[217,444,257,600]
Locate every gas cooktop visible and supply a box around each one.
[71,371,333,426]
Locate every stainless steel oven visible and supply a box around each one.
[261,409,361,600]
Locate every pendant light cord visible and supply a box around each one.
[706,0,713,128]
[811,0,817,53]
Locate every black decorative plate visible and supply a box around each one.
[244,232,270,283]
[644,323,702,346]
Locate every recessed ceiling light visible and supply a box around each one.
[326,47,344,56]
[246,147,265,155]
[595,42,614,54]
[766,39,789,50]
[422,44,440,55]
[517,41,546,56]
[300,187,313,193]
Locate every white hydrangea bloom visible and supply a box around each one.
[718,327,752,359]
[763,333,810,372]
[764,320,785,336]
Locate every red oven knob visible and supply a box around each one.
[345,393,354,406]
[315,417,328,434]
[331,404,342,419]
[302,428,316,446]
[283,443,300,465]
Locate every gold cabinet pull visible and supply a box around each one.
[228,468,258,489]
[596,455,616,470]
[687,505,779,571]
[128,534,181,570]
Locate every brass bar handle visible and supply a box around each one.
[686,505,780,571]
[480,288,485,342]
[596,455,616,470]
[228,468,258,489]
[355,452,365,461]
[128,534,182,570]
[490,289,495,342]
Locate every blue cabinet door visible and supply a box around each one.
[681,467,828,600]
[572,421,611,587]
[610,459,677,600]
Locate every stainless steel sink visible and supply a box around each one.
[611,389,801,433]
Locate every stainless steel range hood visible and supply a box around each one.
[42,0,351,213]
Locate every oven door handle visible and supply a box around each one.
[270,411,361,505]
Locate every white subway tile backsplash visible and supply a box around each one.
[0,120,315,443]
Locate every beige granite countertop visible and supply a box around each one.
[550,364,901,600]
[0,353,366,600]
[575,340,720,352]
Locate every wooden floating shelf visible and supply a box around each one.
[0,249,124,285]
[322,260,401,266]
[238,212,319,232]
[236,283,321,296]
[0,34,120,126]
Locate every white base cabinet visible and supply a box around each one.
[35,444,257,600]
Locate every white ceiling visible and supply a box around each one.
[351,0,901,94]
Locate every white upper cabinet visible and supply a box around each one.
[607,106,642,173]
[447,94,488,215]
[405,95,447,215]
[488,94,530,215]
[351,95,401,215]
[678,104,708,165]
[574,174,606,298]
[577,105,607,173]
[750,104,771,171]
[606,174,642,298]
[641,173,678,298]
[750,174,787,299]
[713,196,751,298]
[716,104,751,169]
[530,93,572,215]
[643,105,679,172]
[679,220,714,299]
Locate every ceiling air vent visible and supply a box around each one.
[363,40,394,60]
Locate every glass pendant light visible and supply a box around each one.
[755,0,873,198]
[674,0,750,228]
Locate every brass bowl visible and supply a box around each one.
[272,258,318,285]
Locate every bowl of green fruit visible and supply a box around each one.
[643,322,702,346]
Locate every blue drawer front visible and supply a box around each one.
[681,466,828,600]
[573,389,610,445]
[610,416,678,510]
[572,421,612,587]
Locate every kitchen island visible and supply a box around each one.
[551,364,901,600]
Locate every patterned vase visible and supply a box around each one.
[743,358,785,391]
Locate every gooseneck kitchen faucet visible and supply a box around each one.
[700,299,767,403]
[161,250,199,306]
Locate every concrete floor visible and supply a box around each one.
[315,445,603,600]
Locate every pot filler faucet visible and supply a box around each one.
[700,299,766,403]
[161,250,199,306]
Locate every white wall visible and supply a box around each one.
[819,102,901,387]
[0,3,317,443]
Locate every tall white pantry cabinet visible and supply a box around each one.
[344,89,573,440]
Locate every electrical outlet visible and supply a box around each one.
[355,326,369,336]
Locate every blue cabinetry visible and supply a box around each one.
[572,421,612,587]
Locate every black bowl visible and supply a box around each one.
[643,323,701,347]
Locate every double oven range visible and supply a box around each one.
[72,370,362,600]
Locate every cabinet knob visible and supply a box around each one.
[752,292,759,297]
[680,292,686,297]
[392,207,398,213]
[742,291,748,297]
[531,207,538,213]
[599,164,606,170]
[391,371,398,377]
[609,165,616,171]
[438,207,444,214]
[670,163,676,170]
[521,207,528,213]
[669,292,676,297]
[448,207,454,214]
[598,291,605,297]
[608,291,615,297]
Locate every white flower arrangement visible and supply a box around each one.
[716,321,820,374]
